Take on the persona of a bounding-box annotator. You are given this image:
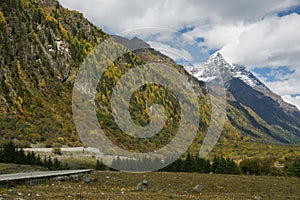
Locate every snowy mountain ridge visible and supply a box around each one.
[185,52,269,91]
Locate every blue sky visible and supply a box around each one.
[60,0,300,109]
[253,66,295,82]
[278,5,300,16]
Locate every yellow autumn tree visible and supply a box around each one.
[0,11,5,24]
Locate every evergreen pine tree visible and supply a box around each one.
[53,158,61,170]
[184,153,195,172]
[212,156,220,173]
[47,156,53,170]
[289,157,300,177]
[95,159,106,170]
[196,158,211,173]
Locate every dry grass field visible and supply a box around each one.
[0,170,299,200]
[0,163,47,175]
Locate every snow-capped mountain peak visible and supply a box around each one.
[207,52,233,67]
[185,52,269,91]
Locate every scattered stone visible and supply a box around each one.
[120,187,126,194]
[193,184,203,193]
[27,194,31,197]
[82,175,91,184]
[17,192,23,196]
[36,193,41,197]
[135,180,148,191]
[106,176,110,179]
[217,185,224,189]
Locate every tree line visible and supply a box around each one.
[96,153,300,177]
[0,141,69,170]
[240,157,300,177]
[1,141,299,177]
[96,154,240,174]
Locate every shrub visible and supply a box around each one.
[288,157,300,177]
[240,157,274,175]
[52,147,62,155]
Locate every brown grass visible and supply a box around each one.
[0,163,47,175]
[0,171,299,199]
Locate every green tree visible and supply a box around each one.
[95,159,106,170]
[240,158,273,175]
[240,158,260,175]
[225,157,240,174]
[212,156,221,173]
[289,157,300,177]
[183,153,195,172]
[53,158,61,170]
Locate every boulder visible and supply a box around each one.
[82,175,91,184]
[192,184,203,193]
[135,180,148,191]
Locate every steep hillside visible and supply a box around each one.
[0,0,210,150]
[0,0,112,147]
[186,53,300,144]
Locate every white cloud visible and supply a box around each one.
[148,41,193,61]
[59,0,300,33]
[59,0,300,68]
[220,14,300,69]
[263,74,300,96]
[185,23,251,49]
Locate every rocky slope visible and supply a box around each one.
[186,52,300,143]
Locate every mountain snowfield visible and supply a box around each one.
[185,52,269,91]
